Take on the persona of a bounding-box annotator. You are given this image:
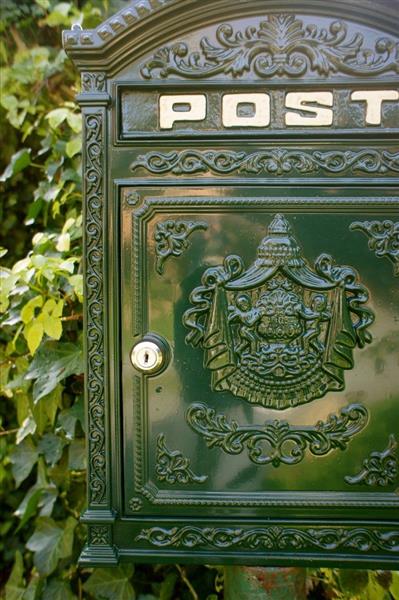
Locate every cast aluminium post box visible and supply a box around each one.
[63,0,399,568]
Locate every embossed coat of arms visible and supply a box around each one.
[183,214,374,410]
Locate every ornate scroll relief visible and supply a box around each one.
[131,149,399,177]
[154,219,208,274]
[183,214,374,410]
[155,434,207,484]
[186,403,368,466]
[85,113,106,504]
[81,72,106,92]
[136,525,399,553]
[350,220,399,277]
[345,435,398,486]
[141,15,399,79]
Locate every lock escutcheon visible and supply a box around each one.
[130,335,169,374]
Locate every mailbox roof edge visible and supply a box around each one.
[62,0,399,74]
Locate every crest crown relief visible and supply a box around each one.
[183,214,374,410]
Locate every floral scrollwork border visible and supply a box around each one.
[154,219,208,275]
[140,14,399,79]
[350,220,399,277]
[155,434,207,484]
[186,403,369,466]
[85,111,107,505]
[131,149,399,177]
[345,435,398,486]
[135,525,399,553]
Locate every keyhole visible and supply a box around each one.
[130,339,165,373]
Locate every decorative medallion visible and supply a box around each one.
[154,219,208,274]
[350,220,399,277]
[88,525,110,546]
[135,525,399,553]
[131,149,399,176]
[186,402,369,466]
[141,15,399,79]
[183,214,374,409]
[345,435,398,486]
[128,497,143,512]
[155,434,207,484]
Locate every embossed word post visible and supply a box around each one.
[64,0,399,570]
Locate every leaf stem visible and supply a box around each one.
[176,565,199,600]
[0,428,19,437]
[61,314,83,322]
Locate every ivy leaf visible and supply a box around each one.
[338,569,369,595]
[66,112,81,133]
[159,572,178,600]
[42,579,77,600]
[0,148,31,182]
[38,433,65,466]
[5,550,25,600]
[68,438,86,470]
[16,414,37,444]
[46,108,70,130]
[68,274,83,301]
[83,566,135,600]
[59,515,77,557]
[15,460,57,528]
[56,232,70,252]
[15,488,43,532]
[0,269,19,312]
[21,575,43,600]
[31,394,58,435]
[26,516,77,576]
[57,396,84,439]
[41,315,63,340]
[65,137,81,158]
[10,437,39,487]
[391,572,399,600]
[25,342,83,402]
[364,578,391,600]
[20,296,43,325]
[25,321,44,355]
[44,3,74,27]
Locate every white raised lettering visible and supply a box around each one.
[159,94,206,129]
[350,90,399,125]
[222,93,270,127]
[285,92,333,126]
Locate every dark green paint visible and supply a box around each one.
[63,0,399,569]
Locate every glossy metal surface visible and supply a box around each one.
[63,0,399,569]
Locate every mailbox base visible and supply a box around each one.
[79,544,119,567]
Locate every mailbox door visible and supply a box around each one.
[64,0,399,567]
[120,187,399,517]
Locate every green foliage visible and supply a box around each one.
[0,1,397,599]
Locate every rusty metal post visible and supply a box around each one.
[224,566,307,600]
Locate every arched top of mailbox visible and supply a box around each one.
[63,0,399,76]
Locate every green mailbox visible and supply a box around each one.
[63,0,399,568]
